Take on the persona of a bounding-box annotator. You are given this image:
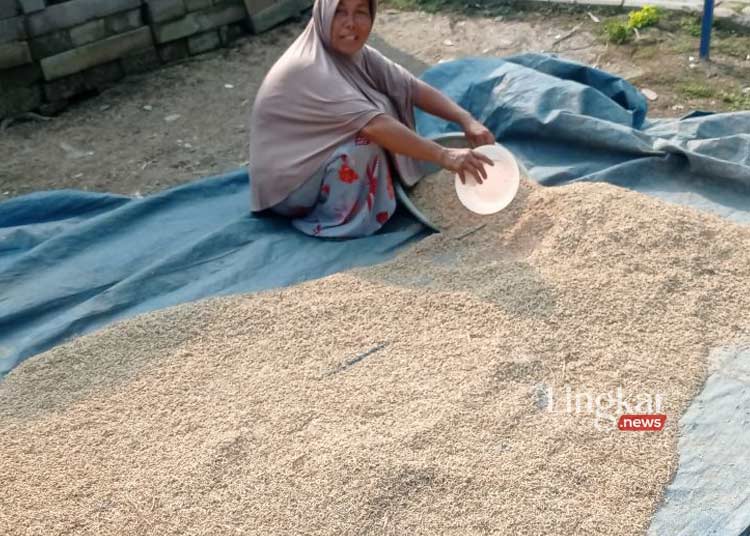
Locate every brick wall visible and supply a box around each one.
[0,0,312,119]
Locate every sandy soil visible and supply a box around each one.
[0,5,747,201]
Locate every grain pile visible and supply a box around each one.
[407,165,530,235]
[2,180,750,536]
[409,168,488,233]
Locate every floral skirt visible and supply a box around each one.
[270,134,397,238]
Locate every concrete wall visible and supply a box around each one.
[0,0,311,119]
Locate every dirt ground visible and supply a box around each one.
[1,4,748,201]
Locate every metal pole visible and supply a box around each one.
[699,0,715,60]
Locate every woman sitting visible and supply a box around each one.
[249,0,495,237]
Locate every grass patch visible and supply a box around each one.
[714,35,750,59]
[678,83,716,99]
[680,15,702,37]
[632,45,660,60]
[720,90,750,111]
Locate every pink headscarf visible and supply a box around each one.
[248,0,424,211]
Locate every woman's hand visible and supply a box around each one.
[462,118,495,148]
[414,81,495,148]
[359,114,494,185]
[440,148,495,185]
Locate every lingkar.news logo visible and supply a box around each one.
[536,384,667,432]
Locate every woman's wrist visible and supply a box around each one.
[434,145,449,168]
[457,111,475,130]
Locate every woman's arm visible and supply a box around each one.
[360,114,493,184]
[360,114,445,164]
[413,79,473,129]
[413,80,495,148]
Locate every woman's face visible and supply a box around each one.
[330,0,372,56]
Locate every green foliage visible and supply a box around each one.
[604,21,632,44]
[678,83,715,99]
[676,84,750,110]
[602,6,661,44]
[627,5,661,30]
[715,36,750,59]
[720,90,750,111]
[680,15,702,37]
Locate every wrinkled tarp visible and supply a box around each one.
[0,174,427,376]
[417,54,750,225]
[3,51,750,536]
[647,344,750,536]
[4,52,750,373]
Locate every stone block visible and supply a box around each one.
[41,26,153,80]
[82,59,124,88]
[156,38,188,62]
[244,0,310,34]
[106,8,144,34]
[69,18,107,46]
[713,6,735,19]
[0,0,20,20]
[187,29,220,54]
[0,40,31,68]
[69,9,144,47]
[26,0,141,37]
[19,0,46,15]
[121,45,161,74]
[0,15,26,44]
[152,3,246,43]
[43,70,85,100]
[0,83,42,118]
[243,0,273,14]
[43,60,123,100]
[0,61,42,85]
[581,0,624,5]
[185,0,211,10]
[29,29,73,59]
[146,0,187,23]
[218,21,246,45]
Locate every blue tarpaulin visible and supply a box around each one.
[648,344,750,536]
[0,174,427,375]
[417,54,750,224]
[3,52,750,534]
[4,53,750,376]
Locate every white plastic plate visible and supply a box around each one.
[454,143,520,215]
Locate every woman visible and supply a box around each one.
[249,0,495,238]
